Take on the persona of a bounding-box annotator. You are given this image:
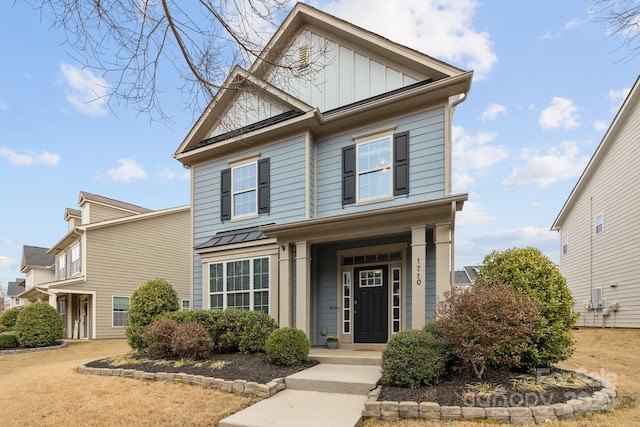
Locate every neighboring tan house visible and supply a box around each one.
[7,279,27,309]
[21,245,55,292]
[20,191,192,339]
[552,75,640,328]
[174,3,472,347]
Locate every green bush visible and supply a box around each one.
[0,331,19,349]
[171,321,214,359]
[265,327,310,366]
[141,318,178,358]
[0,324,7,333]
[14,302,63,348]
[380,328,449,388]
[436,280,540,378]
[0,307,22,330]
[477,247,579,371]
[126,278,179,351]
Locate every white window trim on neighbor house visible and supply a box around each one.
[181,299,191,310]
[112,296,129,327]
[208,256,270,313]
[595,213,604,235]
[355,128,395,205]
[562,232,569,255]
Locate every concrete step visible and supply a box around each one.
[219,389,367,427]
[309,348,382,366]
[285,363,380,395]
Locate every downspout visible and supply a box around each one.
[590,196,594,327]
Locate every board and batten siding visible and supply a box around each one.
[315,108,445,218]
[84,208,192,338]
[208,92,285,139]
[268,30,419,113]
[86,203,138,224]
[191,135,308,309]
[559,93,640,328]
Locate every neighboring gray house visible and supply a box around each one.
[174,3,472,347]
[454,266,481,289]
[7,279,26,309]
[552,75,640,328]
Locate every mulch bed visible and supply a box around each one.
[379,366,603,407]
[85,352,318,385]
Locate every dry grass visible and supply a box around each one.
[365,327,640,427]
[0,340,257,427]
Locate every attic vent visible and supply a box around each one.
[298,45,309,69]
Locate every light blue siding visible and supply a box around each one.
[192,135,308,308]
[316,108,446,218]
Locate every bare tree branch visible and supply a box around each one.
[591,0,640,61]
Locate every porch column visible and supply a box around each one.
[295,241,311,337]
[48,293,57,309]
[411,225,427,330]
[435,222,452,312]
[278,243,293,328]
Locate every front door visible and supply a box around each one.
[354,265,388,343]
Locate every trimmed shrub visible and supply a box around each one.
[0,331,19,349]
[477,247,579,370]
[265,327,309,366]
[171,321,214,359]
[437,280,540,378]
[0,325,7,333]
[14,302,63,348]
[141,318,178,358]
[126,278,180,351]
[0,307,22,330]
[380,328,449,388]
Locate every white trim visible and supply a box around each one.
[354,129,395,203]
[112,295,130,328]
[207,256,271,314]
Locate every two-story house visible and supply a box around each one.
[552,75,640,328]
[6,278,27,309]
[174,3,472,347]
[19,191,192,339]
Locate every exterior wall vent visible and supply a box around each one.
[298,45,310,69]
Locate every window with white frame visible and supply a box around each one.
[342,272,351,334]
[181,299,191,310]
[232,162,257,218]
[113,296,129,327]
[14,297,21,306]
[595,214,604,235]
[392,268,401,333]
[57,253,67,280]
[562,232,569,255]
[209,257,269,313]
[357,136,392,201]
[70,243,82,275]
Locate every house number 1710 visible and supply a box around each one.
[416,257,422,286]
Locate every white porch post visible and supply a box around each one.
[295,241,311,337]
[435,222,452,312]
[48,293,57,309]
[278,243,292,328]
[411,225,427,330]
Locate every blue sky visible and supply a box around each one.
[1,0,638,291]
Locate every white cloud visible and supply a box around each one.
[607,87,630,104]
[315,0,497,79]
[453,171,475,189]
[60,63,109,116]
[564,18,583,30]
[0,255,18,269]
[539,97,581,129]
[457,200,495,226]
[452,125,508,170]
[1,237,13,244]
[0,147,61,166]
[594,120,608,132]
[107,158,148,182]
[502,141,589,189]
[159,166,191,181]
[481,103,506,122]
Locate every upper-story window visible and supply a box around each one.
[57,253,67,280]
[343,127,409,205]
[595,213,604,235]
[221,157,270,221]
[70,243,82,275]
[562,232,569,255]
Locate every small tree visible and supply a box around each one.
[14,302,64,348]
[437,281,540,379]
[126,278,179,351]
[0,307,22,330]
[476,247,579,370]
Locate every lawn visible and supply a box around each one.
[0,328,638,426]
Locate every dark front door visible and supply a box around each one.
[354,265,388,343]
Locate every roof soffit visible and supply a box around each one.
[552,75,640,230]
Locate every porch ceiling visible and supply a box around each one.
[260,194,466,244]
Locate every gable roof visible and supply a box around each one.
[65,207,82,220]
[552,75,640,230]
[7,279,25,297]
[20,245,55,271]
[78,191,153,214]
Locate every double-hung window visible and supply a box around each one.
[221,158,270,221]
[595,214,604,235]
[562,232,569,255]
[357,136,392,200]
[209,257,269,313]
[112,296,129,327]
[57,253,67,280]
[232,163,257,218]
[70,243,82,275]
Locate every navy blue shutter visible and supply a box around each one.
[258,158,270,214]
[393,131,409,196]
[342,146,356,205]
[220,168,231,221]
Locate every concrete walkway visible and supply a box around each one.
[219,349,382,427]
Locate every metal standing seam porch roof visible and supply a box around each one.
[195,225,274,251]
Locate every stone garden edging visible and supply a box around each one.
[76,364,286,399]
[0,342,67,355]
[362,373,617,424]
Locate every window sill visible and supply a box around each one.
[355,195,394,207]
[231,213,259,222]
